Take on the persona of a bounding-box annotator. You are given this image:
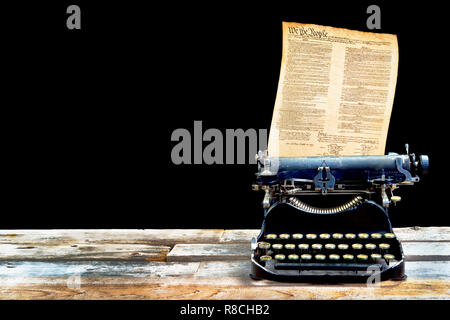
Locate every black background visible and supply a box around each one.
[2,1,447,229]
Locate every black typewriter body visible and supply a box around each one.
[250,146,429,282]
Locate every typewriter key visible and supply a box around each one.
[345,233,356,239]
[352,243,363,250]
[371,233,382,239]
[319,233,331,239]
[301,254,312,261]
[379,243,390,250]
[315,254,326,261]
[312,243,323,250]
[265,234,277,240]
[288,254,299,261]
[306,233,317,240]
[332,233,344,239]
[343,254,354,261]
[371,253,382,260]
[357,254,368,261]
[272,243,283,251]
[384,233,396,239]
[292,233,304,240]
[384,254,395,261]
[285,244,296,250]
[358,233,369,239]
[298,243,309,250]
[279,233,290,240]
[258,242,271,250]
[329,254,340,261]
[338,244,349,250]
[259,255,272,262]
[275,254,286,261]
[325,243,336,250]
[365,243,377,250]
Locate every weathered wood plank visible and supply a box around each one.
[405,261,450,279]
[0,228,446,248]
[403,242,450,261]
[0,229,224,247]
[0,244,170,262]
[167,242,450,262]
[220,229,259,243]
[167,244,248,262]
[0,277,448,299]
[394,227,450,242]
[0,261,199,278]
[0,260,446,280]
[195,261,450,279]
[220,227,450,243]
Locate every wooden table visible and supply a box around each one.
[0,228,449,299]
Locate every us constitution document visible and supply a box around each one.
[268,22,398,157]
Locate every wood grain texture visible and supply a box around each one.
[167,244,249,262]
[403,242,450,261]
[0,244,170,262]
[220,227,450,243]
[0,229,224,247]
[0,228,448,300]
[195,261,450,279]
[0,277,448,300]
[167,241,450,262]
[0,261,200,278]
[1,261,446,279]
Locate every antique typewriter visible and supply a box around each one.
[250,144,429,282]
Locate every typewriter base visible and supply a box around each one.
[250,258,406,283]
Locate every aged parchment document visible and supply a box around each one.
[268,22,398,157]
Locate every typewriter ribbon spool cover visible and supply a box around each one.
[251,22,429,282]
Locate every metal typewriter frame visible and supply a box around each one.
[250,145,429,283]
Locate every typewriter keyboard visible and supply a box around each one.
[255,232,400,271]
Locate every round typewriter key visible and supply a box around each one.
[298,243,309,250]
[358,233,369,239]
[338,244,349,250]
[357,254,368,261]
[288,254,299,261]
[279,233,290,240]
[258,242,271,250]
[259,255,272,262]
[343,254,354,261]
[379,243,390,250]
[325,243,336,250]
[315,254,326,261]
[371,233,382,239]
[319,233,331,240]
[371,253,382,260]
[332,233,343,239]
[265,234,277,240]
[301,254,312,261]
[365,243,377,250]
[275,254,286,261]
[384,254,395,261]
[285,244,296,250]
[272,243,283,251]
[306,233,317,240]
[312,243,323,250]
[345,233,356,239]
[384,233,396,239]
[329,254,340,261]
[352,243,363,250]
[292,233,303,240]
